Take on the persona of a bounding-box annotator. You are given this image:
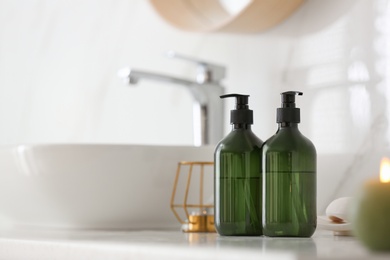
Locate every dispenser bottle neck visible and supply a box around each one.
[233,124,252,130]
[278,122,299,128]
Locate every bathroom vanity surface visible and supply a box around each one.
[0,228,388,259]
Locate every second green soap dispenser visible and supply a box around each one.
[261,91,316,237]
[214,94,263,236]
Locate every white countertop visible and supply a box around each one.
[0,228,388,260]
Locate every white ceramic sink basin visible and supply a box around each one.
[0,144,215,230]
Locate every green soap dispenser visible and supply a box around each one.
[214,94,263,236]
[261,91,317,237]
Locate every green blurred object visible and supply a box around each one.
[352,181,390,251]
[214,94,263,236]
[261,91,317,237]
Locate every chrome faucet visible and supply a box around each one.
[118,51,226,146]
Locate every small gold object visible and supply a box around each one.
[188,214,215,232]
[170,161,215,232]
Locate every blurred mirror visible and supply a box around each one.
[149,0,305,33]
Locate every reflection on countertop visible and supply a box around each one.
[0,228,386,260]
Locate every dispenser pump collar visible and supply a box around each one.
[220,94,253,125]
[277,91,303,123]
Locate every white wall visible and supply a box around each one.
[0,0,389,212]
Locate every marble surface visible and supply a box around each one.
[0,228,389,260]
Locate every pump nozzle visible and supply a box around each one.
[221,94,249,109]
[220,94,253,125]
[277,91,303,123]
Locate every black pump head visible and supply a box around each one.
[281,91,303,108]
[277,91,303,123]
[220,94,253,125]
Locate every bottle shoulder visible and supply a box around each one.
[262,128,316,154]
[216,129,263,153]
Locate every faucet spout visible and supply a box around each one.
[119,66,225,146]
[128,69,194,87]
[124,69,209,105]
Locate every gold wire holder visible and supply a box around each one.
[170,161,215,232]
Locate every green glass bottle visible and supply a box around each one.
[214,94,263,236]
[261,91,316,237]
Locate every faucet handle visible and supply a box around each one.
[166,51,226,84]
